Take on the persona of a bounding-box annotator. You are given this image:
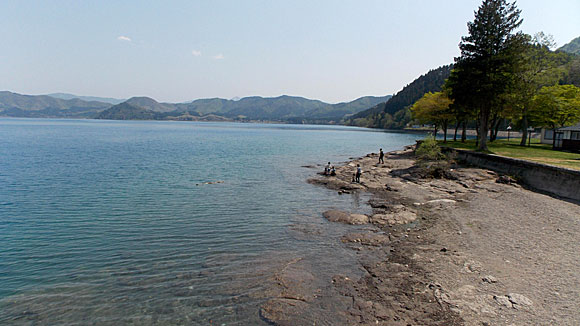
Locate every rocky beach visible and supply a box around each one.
[259,146,580,326]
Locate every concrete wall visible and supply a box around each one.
[444,148,580,202]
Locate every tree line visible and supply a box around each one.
[411,0,580,150]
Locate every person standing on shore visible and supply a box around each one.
[355,164,362,183]
[378,148,384,164]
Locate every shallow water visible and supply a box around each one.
[0,119,422,325]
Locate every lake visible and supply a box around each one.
[0,119,422,325]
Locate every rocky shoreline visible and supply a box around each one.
[260,146,580,325]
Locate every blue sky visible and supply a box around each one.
[1,0,579,103]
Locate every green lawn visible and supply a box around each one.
[441,139,580,170]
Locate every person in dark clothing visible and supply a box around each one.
[355,164,362,183]
[378,148,384,164]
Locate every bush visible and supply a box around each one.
[415,135,445,162]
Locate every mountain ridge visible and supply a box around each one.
[0,90,390,123]
[558,36,580,55]
[46,93,126,105]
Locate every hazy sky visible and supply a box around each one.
[1,0,579,103]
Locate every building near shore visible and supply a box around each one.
[554,123,580,152]
[543,123,580,151]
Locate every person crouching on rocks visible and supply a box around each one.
[330,166,336,176]
[355,164,362,183]
[324,162,331,175]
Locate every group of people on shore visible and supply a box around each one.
[323,148,385,183]
[324,162,336,176]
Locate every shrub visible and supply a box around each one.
[415,135,445,162]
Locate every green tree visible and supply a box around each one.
[502,33,564,146]
[411,92,454,142]
[453,0,524,151]
[531,84,580,147]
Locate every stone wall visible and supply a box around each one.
[443,147,580,202]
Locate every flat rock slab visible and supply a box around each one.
[370,210,417,226]
[322,210,369,225]
[424,199,457,208]
[342,232,391,246]
[508,293,533,307]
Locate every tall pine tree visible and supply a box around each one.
[453,0,523,151]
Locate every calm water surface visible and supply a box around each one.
[0,119,422,325]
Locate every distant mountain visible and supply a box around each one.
[96,102,159,120]
[124,97,176,112]
[172,95,389,122]
[224,95,330,120]
[175,98,231,115]
[558,36,580,55]
[46,93,125,105]
[0,91,112,118]
[346,64,453,129]
[1,91,389,123]
[310,95,392,119]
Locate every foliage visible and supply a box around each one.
[501,33,567,145]
[411,91,454,140]
[561,57,580,87]
[531,84,580,130]
[416,135,445,161]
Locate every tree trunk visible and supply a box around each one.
[478,108,490,151]
[475,119,480,147]
[520,115,528,146]
[461,121,467,142]
[433,125,438,138]
[489,113,497,142]
[493,120,501,141]
[443,120,448,143]
[454,121,459,142]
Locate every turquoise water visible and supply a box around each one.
[0,119,422,325]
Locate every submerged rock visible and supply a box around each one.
[342,232,390,246]
[322,210,369,225]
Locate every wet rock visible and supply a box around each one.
[260,298,309,325]
[342,232,390,246]
[322,210,368,225]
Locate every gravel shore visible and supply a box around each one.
[260,147,580,325]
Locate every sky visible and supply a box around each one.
[1,0,579,104]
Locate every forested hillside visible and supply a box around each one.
[345,64,453,129]
[558,36,580,55]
